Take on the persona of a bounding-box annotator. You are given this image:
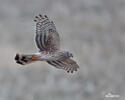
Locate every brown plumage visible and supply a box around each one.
[15,14,79,73]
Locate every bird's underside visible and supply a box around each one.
[15,14,79,73]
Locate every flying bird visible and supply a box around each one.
[15,14,79,73]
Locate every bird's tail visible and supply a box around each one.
[15,53,39,65]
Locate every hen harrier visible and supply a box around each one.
[15,14,79,73]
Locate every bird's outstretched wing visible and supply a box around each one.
[47,58,79,73]
[34,14,60,52]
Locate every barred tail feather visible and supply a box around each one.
[15,53,38,65]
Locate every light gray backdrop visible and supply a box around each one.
[0,0,125,100]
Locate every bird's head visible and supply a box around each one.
[68,52,73,57]
[63,51,73,58]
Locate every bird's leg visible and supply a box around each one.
[15,53,41,65]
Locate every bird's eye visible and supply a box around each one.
[69,53,73,57]
[67,52,73,57]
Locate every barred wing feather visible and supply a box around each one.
[47,58,79,73]
[34,15,60,51]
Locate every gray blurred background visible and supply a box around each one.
[0,0,125,100]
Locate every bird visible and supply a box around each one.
[15,14,79,73]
